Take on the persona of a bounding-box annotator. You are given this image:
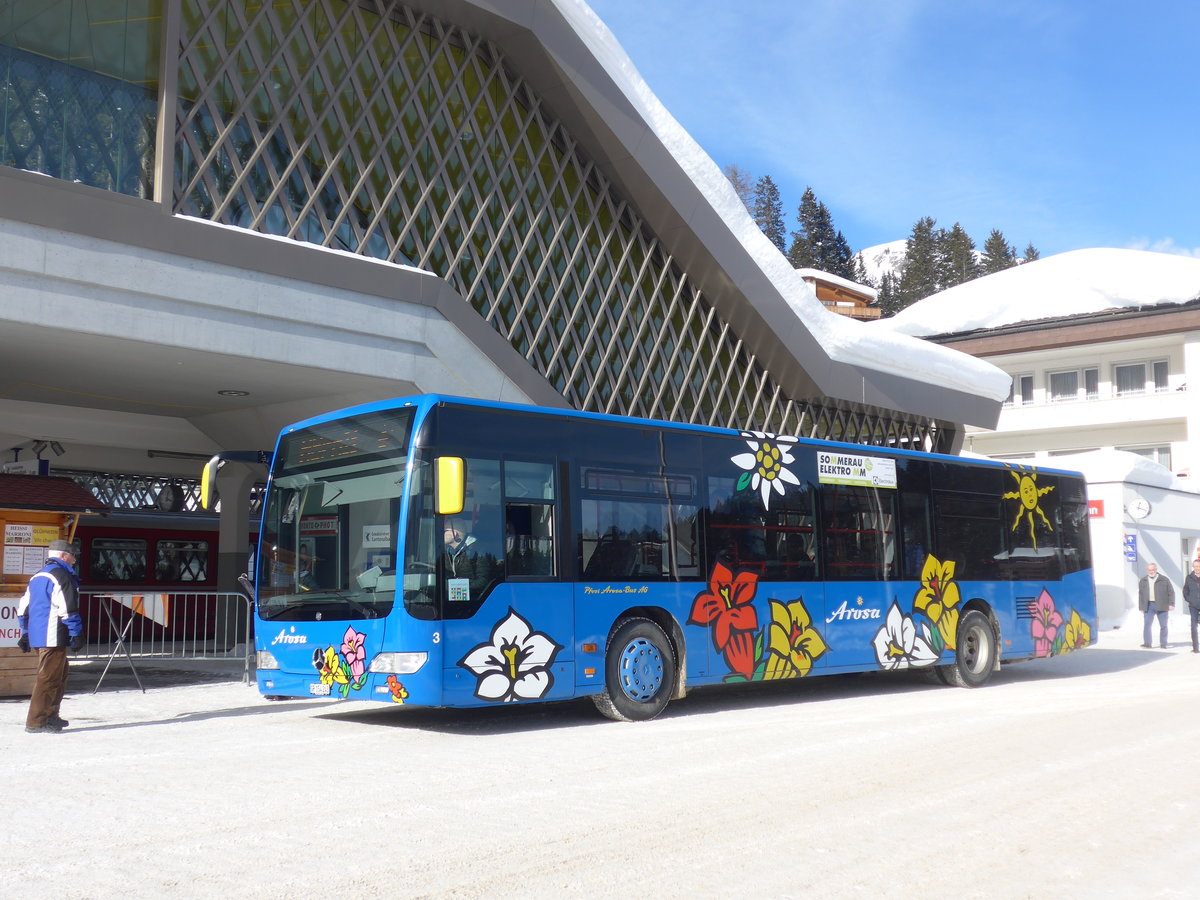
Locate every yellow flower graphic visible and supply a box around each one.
[1063,609,1092,652]
[913,554,962,651]
[318,646,349,686]
[763,598,828,679]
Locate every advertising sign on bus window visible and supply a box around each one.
[816,451,898,489]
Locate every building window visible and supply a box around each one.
[1114,360,1169,397]
[1153,361,1169,392]
[1006,374,1034,407]
[1048,370,1078,403]
[1047,367,1099,403]
[0,1,163,198]
[1119,445,1172,469]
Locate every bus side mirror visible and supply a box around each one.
[200,456,221,510]
[436,457,465,515]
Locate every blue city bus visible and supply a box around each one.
[210,394,1097,721]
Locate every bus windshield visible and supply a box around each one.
[256,408,415,621]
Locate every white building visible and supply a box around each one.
[872,248,1200,627]
[872,248,1200,478]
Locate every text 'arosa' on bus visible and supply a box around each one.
[202,394,1097,721]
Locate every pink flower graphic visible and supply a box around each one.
[341,626,367,678]
[1030,590,1062,658]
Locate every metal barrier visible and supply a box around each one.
[77,590,255,686]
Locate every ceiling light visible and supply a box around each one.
[218,389,250,397]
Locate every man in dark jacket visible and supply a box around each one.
[16,539,83,733]
[1183,558,1200,654]
[1138,562,1175,649]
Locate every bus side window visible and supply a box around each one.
[933,493,1005,579]
[820,485,896,581]
[503,459,557,578]
[442,458,504,602]
[506,502,555,576]
[707,474,817,581]
[579,466,697,581]
[901,492,931,579]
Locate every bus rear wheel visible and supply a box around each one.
[945,610,997,688]
[592,617,676,722]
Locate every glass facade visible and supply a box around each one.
[0,0,161,195]
[1,0,946,449]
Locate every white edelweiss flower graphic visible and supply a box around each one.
[459,608,563,702]
[730,430,801,508]
[872,601,939,670]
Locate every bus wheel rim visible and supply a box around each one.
[963,625,986,673]
[618,637,664,702]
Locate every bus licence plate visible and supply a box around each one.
[309,683,331,696]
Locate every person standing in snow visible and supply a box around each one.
[1138,562,1174,649]
[1183,557,1200,654]
[16,539,83,733]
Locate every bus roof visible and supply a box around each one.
[278,394,1086,479]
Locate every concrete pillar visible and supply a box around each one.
[215,461,257,591]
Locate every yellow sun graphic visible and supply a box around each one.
[1002,467,1055,549]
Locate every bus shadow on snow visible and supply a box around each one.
[314,644,1154,735]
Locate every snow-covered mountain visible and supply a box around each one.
[857,239,906,285]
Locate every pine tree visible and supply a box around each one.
[853,252,873,287]
[723,164,755,213]
[937,222,980,288]
[982,229,1017,274]
[829,229,855,280]
[896,216,939,310]
[875,270,899,317]
[786,186,821,268]
[787,186,854,277]
[752,175,786,253]
[1021,242,1041,263]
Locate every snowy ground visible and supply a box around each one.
[4,611,1200,900]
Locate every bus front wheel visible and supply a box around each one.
[593,618,676,722]
[944,610,997,688]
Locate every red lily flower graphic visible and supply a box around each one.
[689,562,760,677]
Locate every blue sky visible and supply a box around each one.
[584,1,1200,258]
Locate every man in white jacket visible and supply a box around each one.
[16,539,83,733]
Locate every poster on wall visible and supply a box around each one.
[3,545,48,575]
[3,521,57,575]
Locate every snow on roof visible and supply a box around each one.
[552,1,1010,403]
[868,248,1200,338]
[794,268,879,302]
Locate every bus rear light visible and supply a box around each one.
[369,652,428,675]
[256,650,280,670]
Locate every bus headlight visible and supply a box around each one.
[256,650,280,670]
[369,652,428,674]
